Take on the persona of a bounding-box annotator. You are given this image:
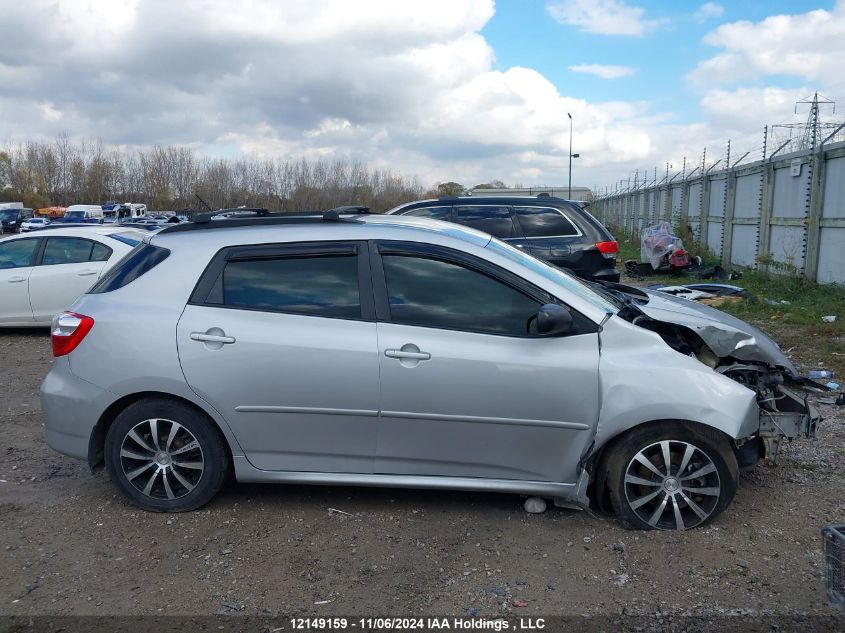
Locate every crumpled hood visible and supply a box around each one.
[638,289,798,376]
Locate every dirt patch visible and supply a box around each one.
[0,329,843,620]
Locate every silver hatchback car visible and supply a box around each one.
[41,211,819,530]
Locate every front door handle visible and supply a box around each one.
[385,349,430,361]
[190,332,236,344]
[7,276,26,283]
[77,269,98,276]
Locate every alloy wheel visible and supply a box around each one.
[623,440,721,530]
[119,418,205,500]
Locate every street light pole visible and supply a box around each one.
[567,112,573,199]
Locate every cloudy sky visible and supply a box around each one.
[1,0,843,192]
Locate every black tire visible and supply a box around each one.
[104,398,228,512]
[602,422,739,531]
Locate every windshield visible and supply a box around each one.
[65,211,85,218]
[485,237,616,313]
[1,210,19,220]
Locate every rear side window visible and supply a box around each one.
[513,206,579,237]
[89,243,170,293]
[91,242,112,261]
[42,237,95,265]
[404,206,452,220]
[454,206,516,239]
[217,255,360,318]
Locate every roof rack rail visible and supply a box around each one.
[193,208,271,224]
[158,206,370,234]
[322,205,370,221]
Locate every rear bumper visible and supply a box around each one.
[588,267,620,283]
[40,357,112,461]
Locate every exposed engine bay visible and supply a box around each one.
[597,281,821,465]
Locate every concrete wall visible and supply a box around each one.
[592,140,845,285]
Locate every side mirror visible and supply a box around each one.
[535,304,573,336]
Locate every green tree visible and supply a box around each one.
[436,181,465,197]
[0,151,11,190]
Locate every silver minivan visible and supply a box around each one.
[40,212,818,530]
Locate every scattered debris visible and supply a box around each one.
[826,382,841,390]
[512,598,528,608]
[523,497,547,514]
[647,282,751,306]
[648,285,715,301]
[217,595,246,614]
[808,370,834,380]
[328,508,351,516]
[822,315,837,323]
[641,222,691,272]
[314,599,332,605]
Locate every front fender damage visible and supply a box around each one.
[628,310,821,464]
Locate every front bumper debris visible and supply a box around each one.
[758,386,820,463]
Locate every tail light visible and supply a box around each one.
[595,240,619,259]
[51,312,94,357]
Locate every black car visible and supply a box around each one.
[387,196,620,283]
[0,208,34,234]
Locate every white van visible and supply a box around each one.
[64,205,104,223]
[102,203,146,223]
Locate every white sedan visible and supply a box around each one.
[20,217,50,232]
[0,226,145,326]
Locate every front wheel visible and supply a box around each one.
[603,422,739,531]
[105,398,228,512]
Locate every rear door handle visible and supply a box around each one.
[385,349,430,361]
[190,332,236,344]
[7,277,26,283]
[77,270,98,276]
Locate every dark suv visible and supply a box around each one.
[0,208,34,234]
[387,196,619,282]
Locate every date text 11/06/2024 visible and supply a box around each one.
[289,617,546,631]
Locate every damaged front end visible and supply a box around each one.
[614,286,820,464]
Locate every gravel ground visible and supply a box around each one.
[0,328,843,622]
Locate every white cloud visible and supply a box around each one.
[0,0,673,188]
[700,86,810,130]
[570,64,637,79]
[689,3,845,89]
[38,102,63,122]
[694,2,724,22]
[2,0,824,193]
[546,0,663,36]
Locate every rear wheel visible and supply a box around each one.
[105,398,228,512]
[604,422,738,531]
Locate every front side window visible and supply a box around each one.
[381,255,541,336]
[513,206,579,237]
[454,206,516,239]
[42,237,95,265]
[220,255,360,319]
[0,239,39,269]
